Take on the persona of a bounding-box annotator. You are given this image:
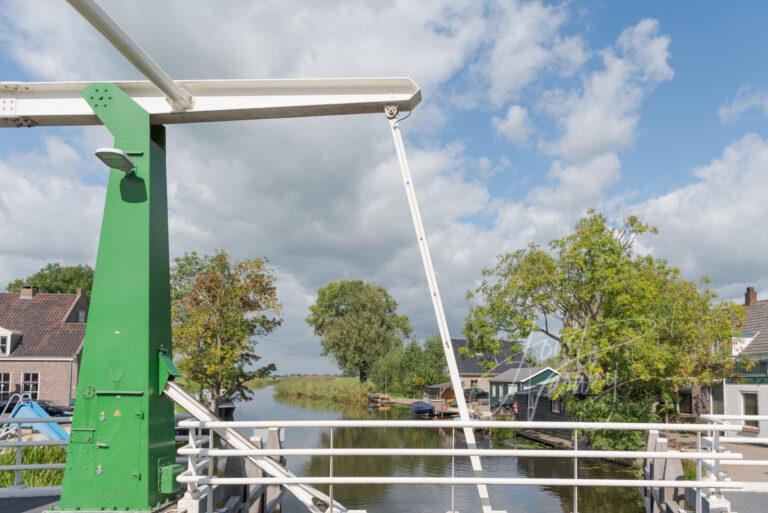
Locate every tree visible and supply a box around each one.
[306,280,411,382]
[171,251,281,409]
[465,211,741,447]
[7,263,94,297]
[370,335,448,397]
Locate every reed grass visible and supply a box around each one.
[0,445,66,487]
[274,376,369,404]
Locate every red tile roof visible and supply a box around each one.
[0,293,85,358]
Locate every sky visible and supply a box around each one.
[1,1,768,374]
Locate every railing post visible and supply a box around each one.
[328,427,334,513]
[14,420,22,488]
[208,430,215,513]
[696,432,702,513]
[713,428,721,497]
[450,427,456,513]
[573,428,578,513]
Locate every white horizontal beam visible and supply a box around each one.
[177,419,741,432]
[178,447,743,460]
[177,475,762,490]
[0,77,421,127]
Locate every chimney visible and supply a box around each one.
[19,285,36,299]
[745,286,758,306]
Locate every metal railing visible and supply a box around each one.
[176,418,768,513]
[0,415,71,499]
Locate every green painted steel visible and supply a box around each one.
[59,83,178,512]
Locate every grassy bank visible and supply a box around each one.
[274,376,369,404]
[0,446,66,487]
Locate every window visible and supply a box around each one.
[743,392,759,428]
[0,373,10,401]
[470,379,479,389]
[22,372,39,400]
[0,336,7,355]
[551,398,561,414]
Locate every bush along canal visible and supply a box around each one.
[235,386,644,513]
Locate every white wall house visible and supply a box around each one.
[712,287,768,436]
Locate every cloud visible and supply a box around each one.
[630,134,768,298]
[540,18,673,162]
[481,0,586,105]
[718,84,768,124]
[492,105,533,145]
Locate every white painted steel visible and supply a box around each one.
[0,78,421,127]
[701,414,768,421]
[704,436,768,444]
[178,447,743,460]
[178,418,742,431]
[387,110,494,513]
[66,0,193,110]
[165,381,343,513]
[177,476,764,490]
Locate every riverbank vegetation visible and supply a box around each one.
[465,211,742,450]
[274,376,369,404]
[0,446,66,487]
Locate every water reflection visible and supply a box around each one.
[236,387,643,513]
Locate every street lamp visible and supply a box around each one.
[95,147,135,174]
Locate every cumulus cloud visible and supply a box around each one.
[631,134,768,299]
[540,18,673,162]
[481,0,586,105]
[718,84,768,124]
[492,105,533,145]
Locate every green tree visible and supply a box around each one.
[465,211,741,448]
[171,251,281,409]
[306,280,411,382]
[370,335,448,397]
[7,263,94,297]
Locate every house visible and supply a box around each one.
[0,286,87,407]
[451,338,526,393]
[516,384,571,439]
[707,286,768,435]
[488,366,560,407]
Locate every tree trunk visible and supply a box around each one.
[359,370,367,383]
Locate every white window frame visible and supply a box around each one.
[0,335,7,356]
[0,372,10,401]
[742,391,759,428]
[22,372,40,401]
[551,397,561,414]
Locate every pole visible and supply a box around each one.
[66,0,193,110]
[58,83,178,512]
[385,106,495,513]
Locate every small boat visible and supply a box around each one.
[410,401,435,416]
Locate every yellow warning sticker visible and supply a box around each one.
[114,409,121,417]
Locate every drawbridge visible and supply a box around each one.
[0,1,496,511]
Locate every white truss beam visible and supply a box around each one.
[0,78,421,128]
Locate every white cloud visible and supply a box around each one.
[540,18,673,162]
[492,105,533,145]
[718,84,768,124]
[631,134,768,297]
[482,0,585,105]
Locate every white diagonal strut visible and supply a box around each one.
[67,0,193,110]
[385,107,498,513]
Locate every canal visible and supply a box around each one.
[236,386,644,513]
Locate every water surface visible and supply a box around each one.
[236,387,643,513]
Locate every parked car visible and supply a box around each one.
[36,401,74,417]
[498,395,518,414]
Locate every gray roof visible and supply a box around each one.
[489,366,559,383]
[0,292,85,358]
[451,338,525,375]
[741,300,768,354]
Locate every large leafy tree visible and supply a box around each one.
[306,280,411,382]
[172,251,281,409]
[465,211,741,447]
[7,263,94,297]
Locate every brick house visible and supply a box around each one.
[0,286,87,407]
